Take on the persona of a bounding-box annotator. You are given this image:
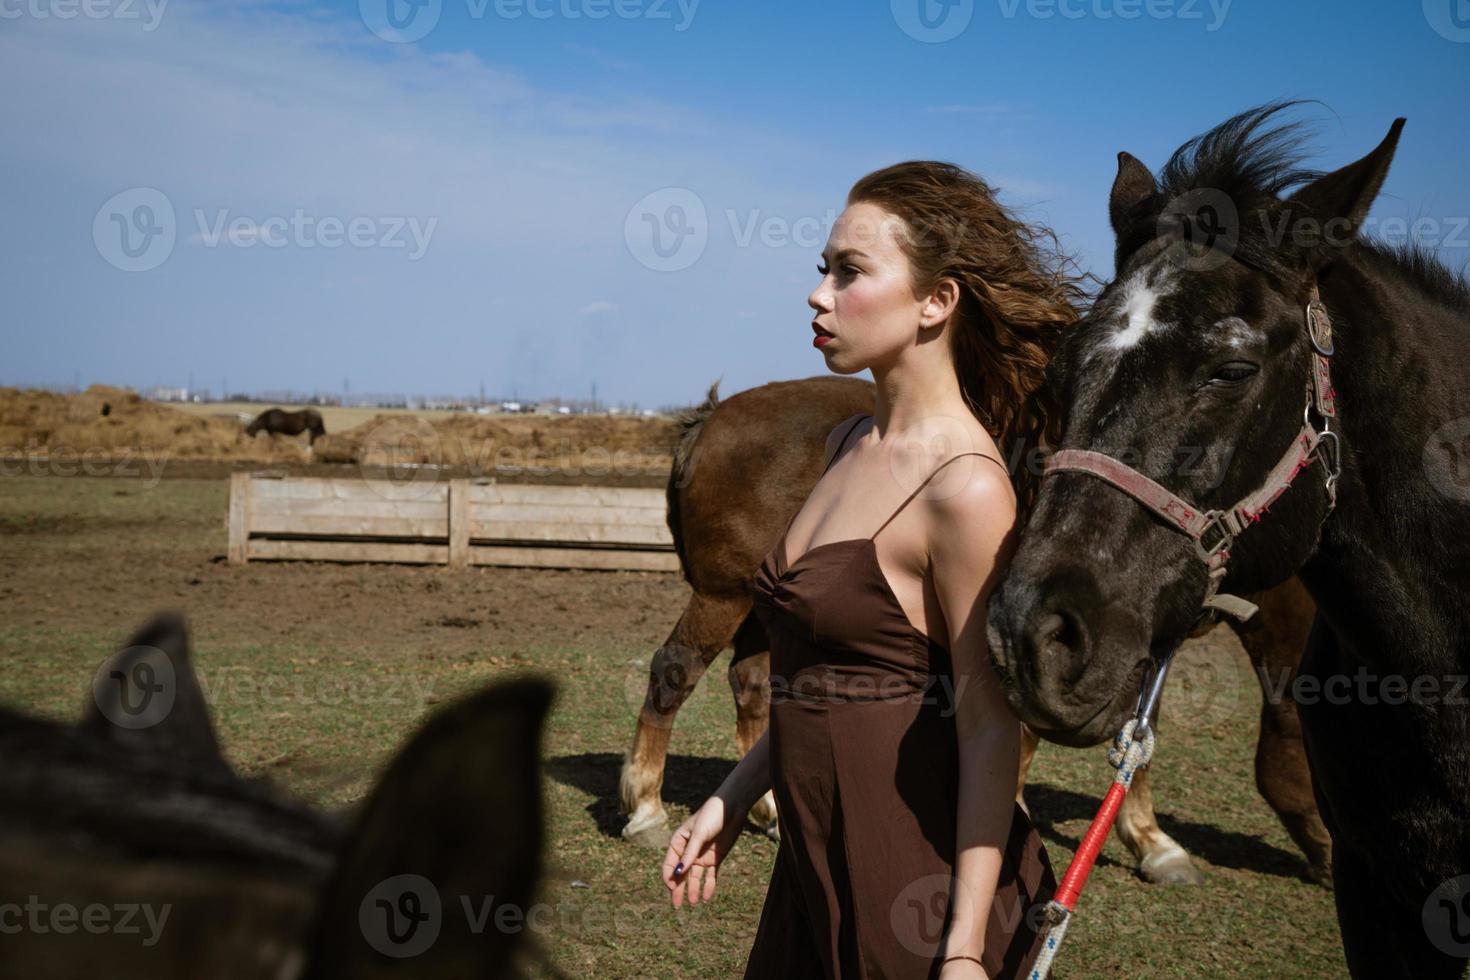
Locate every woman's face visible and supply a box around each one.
[808,201,929,373]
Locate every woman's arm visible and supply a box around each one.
[926,461,1025,969]
[714,728,773,818]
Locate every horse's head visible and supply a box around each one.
[987,104,1405,746]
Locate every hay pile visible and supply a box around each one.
[0,386,307,462]
[313,412,679,476]
[0,386,681,474]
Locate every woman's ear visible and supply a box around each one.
[920,277,962,328]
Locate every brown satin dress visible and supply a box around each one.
[744,414,1056,980]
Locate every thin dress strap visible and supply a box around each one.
[870,451,1010,540]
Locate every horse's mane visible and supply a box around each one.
[1133,100,1469,308]
[1360,240,1470,311]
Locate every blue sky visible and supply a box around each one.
[3,0,1467,406]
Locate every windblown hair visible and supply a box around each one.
[847,161,1091,512]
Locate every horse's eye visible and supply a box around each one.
[1209,361,1259,385]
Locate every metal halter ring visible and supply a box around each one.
[1194,510,1234,562]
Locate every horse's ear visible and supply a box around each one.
[301,676,554,979]
[81,611,231,776]
[1285,118,1406,263]
[1109,151,1157,236]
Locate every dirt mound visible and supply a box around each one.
[0,386,309,462]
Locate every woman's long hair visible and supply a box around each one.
[847,161,1091,514]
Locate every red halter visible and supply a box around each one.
[1041,286,1342,623]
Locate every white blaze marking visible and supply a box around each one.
[1107,271,1169,350]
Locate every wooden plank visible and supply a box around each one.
[467,500,666,527]
[251,476,449,504]
[247,514,449,537]
[448,479,471,569]
[228,472,251,565]
[251,497,449,520]
[470,484,665,509]
[472,521,671,546]
[246,539,448,565]
[470,544,680,572]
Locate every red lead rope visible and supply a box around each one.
[1027,654,1174,980]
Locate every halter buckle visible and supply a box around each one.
[1194,510,1233,563]
[1307,301,1335,357]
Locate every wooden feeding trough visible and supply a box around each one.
[227,471,678,572]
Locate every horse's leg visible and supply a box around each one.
[1231,577,1334,887]
[619,591,748,848]
[1113,761,1204,885]
[727,613,778,839]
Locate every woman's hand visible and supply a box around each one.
[659,794,746,907]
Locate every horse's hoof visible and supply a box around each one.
[621,811,671,849]
[1308,862,1334,890]
[1139,846,1204,886]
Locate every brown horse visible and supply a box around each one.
[619,376,1332,887]
[245,407,327,445]
[0,612,552,978]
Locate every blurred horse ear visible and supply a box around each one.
[303,676,555,980]
[1285,118,1406,268]
[80,611,231,776]
[1109,151,1158,236]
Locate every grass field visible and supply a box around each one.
[0,471,1348,977]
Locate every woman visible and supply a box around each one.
[659,162,1085,979]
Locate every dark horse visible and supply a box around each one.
[622,375,1332,888]
[246,407,327,445]
[988,103,1470,976]
[0,612,552,978]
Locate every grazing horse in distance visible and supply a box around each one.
[0,612,553,979]
[245,408,327,445]
[989,103,1470,976]
[620,375,1332,888]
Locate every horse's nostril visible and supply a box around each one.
[1026,605,1090,667]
